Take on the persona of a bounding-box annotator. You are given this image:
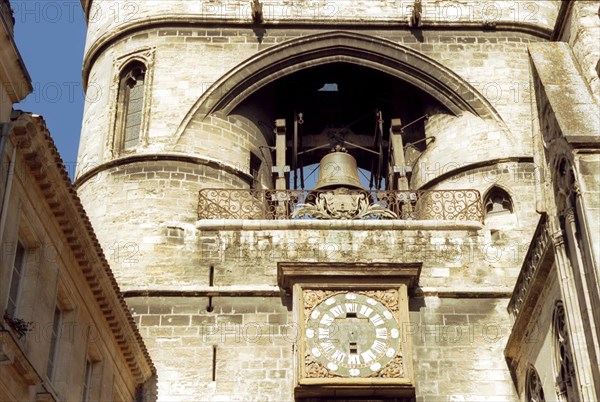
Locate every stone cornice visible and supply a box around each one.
[278,262,422,292]
[8,112,155,384]
[73,152,254,189]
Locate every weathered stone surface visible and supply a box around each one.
[73,0,599,400]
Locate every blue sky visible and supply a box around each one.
[13,1,87,179]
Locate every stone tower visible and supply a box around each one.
[75,1,600,400]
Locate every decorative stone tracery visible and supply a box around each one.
[525,366,546,402]
[553,302,578,401]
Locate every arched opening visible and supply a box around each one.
[116,61,146,152]
[177,31,509,195]
[525,365,546,402]
[184,31,506,123]
[484,187,514,217]
[232,62,443,190]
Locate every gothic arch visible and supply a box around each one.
[483,185,514,216]
[174,31,509,141]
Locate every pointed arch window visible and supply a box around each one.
[484,187,513,216]
[117,61,146,151]
[553,302,578,401]
[525,366,546,402]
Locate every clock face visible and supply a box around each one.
[304,291,401,377]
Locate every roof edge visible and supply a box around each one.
[8,112,156,383]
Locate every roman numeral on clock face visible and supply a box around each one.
[318,327,330,339]
[330,305,344,318]
[376,328,388,339]
[359,305,373,317]
[332,350,346,363]
[321,341,335,354]
[348,354,360,365]
[372,340,386,354]
[320,314,334,326]
[361,349,376,363]
[370,314,384,326]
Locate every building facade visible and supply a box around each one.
[74,0,599,400]
[1,1,155,400]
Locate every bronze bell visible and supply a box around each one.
[313,151,366,191]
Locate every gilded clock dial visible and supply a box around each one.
[305,292,400,377]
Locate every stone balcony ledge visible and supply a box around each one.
[195,218,483,231]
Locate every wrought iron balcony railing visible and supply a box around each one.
[198,188,483,222]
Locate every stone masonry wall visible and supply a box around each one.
[77,28,540,181]
[82,0,560,53]
[128,295,518,401]
[129,296,294,401]
[76,159,248,286]
[561,1,600,105]
[73,2,578,400]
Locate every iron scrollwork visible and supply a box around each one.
[198,188,483,222]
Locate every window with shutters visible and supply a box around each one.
[46,305,62,382]
[6,241,26,318]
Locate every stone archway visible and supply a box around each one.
[174,30,509,142]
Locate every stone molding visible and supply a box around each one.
[81,16,552,84]
[73,151,254,188]
[505,212,556,372]
[417,157,534,190]
[107,47,156,158]
[551,0,576,41]
[277,262,421,292]
[120,286,512,298]
[196,218,483,231]
[175,31,510,142]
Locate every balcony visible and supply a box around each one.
[198,188,483,222]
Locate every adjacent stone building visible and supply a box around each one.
[1,1,155,400]
[73,0,599,400]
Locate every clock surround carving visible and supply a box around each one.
[277,262,420,398]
